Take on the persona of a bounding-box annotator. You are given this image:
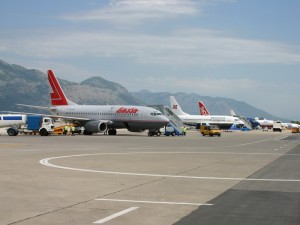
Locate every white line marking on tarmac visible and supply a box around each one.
[93,207,138,224]
[96,198,212,206]
[39,152,300,182]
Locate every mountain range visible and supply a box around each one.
[0,59,287,121]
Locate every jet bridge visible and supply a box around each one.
[149,105,184,135]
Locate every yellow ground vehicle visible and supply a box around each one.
[53,124,81,135]
[200,125,221,137]
[291,127,299,133]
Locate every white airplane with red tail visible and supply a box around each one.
[170,96,245,129]
[17,70,169,136]
[199,101,210,116]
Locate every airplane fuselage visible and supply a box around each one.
[51,105,169,131]
[253,117,274,128]
[178,114,244,129]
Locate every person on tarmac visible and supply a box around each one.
[71,126,75,136]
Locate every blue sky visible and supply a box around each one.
[1,0,300,120]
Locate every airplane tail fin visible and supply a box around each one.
[199,101,210,115]
[169,96,188,116]
[47,70,77,106]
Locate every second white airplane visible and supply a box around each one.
[170,96,244,129]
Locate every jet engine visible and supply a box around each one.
[84,121,107,133]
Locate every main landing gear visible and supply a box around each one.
[148,129,161,136]
[107,129,117,135]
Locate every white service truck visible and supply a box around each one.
[273,121,283,132]
[7,115,54,136]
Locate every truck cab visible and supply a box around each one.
[273,121,283,132]
[39,117,55,136]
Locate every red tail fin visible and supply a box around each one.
[199,101,210,115]
[48,70,68,106]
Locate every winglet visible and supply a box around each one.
[199,101,210,115]
[47,70,78,106]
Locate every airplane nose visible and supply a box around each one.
[162,115,170,123]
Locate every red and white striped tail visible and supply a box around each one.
[199,101,210,115]
[47,70,69,106]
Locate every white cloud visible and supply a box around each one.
[62,0,199,24]
[1,29,300,66]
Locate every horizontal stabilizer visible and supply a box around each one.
[16,104,51,110]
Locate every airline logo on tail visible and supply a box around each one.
[48,70,68,106]
[199,101,210,115]
[172,105,178,110]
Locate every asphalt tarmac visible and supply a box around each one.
[0,130,299,225]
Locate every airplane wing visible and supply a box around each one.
[14,104,95,122]
[10,104,115,125]
[2,111,114,126]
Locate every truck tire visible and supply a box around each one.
[7,128,18,136]
[39,128,49,136]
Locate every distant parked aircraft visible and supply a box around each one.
[253,117,274,129]
[170,96,244,129]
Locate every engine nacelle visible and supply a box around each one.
[84,121,107,133]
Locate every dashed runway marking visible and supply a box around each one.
[93,207,139,224]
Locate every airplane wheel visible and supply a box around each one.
[108,129,117,135]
